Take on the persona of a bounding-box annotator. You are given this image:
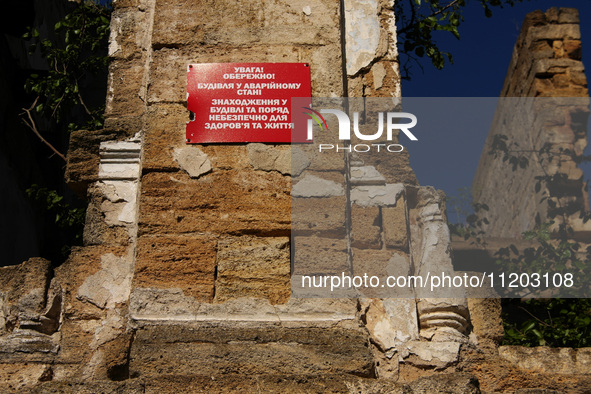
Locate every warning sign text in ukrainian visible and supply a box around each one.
[186,63,311,143]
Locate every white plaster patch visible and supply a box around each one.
[290,146,311,176]
[400,341,461,367]
[351,183,404,207]
[77,252,134,309]
[292,174,344,197]
[344,0,381,76]
[108,15,122,57]
[99,180,138,225]
[173,147,212,178]
[363,298,419,351]
[350,165,386,185]
[372,62,387,89]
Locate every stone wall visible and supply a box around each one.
[473,8,590,240]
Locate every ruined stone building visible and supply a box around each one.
[0,1,590,392]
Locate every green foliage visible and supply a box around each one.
[26,185,86,258]
[23,1,111,130]
[495,222,591,296]
[19,1,111,262]
[503,298,591,348]
[395,0,525,79]
[448,189,591,347]
[26,185,86,235]
[494,222,591,347]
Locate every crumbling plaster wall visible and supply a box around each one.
[0,0,470,388]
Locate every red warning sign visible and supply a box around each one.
[186,63,311,143]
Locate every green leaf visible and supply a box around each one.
[522,321,536,332]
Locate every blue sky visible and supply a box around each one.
[402,1,591,222]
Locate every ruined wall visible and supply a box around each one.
[1,2,591,393]
[473,8,590,239]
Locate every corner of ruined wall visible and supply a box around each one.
[473,7,590,240]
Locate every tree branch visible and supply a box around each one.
[21,98,67,162]
[398,0,461,34]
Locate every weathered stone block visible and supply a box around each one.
[83,186,130,246]
[350,166,386,185]
[129,323,375,378]
[0,363,51,391]
[109,7,148,59]
[563,39,582,60]
[173,147,212,178]
[247,144,308,176]
[292,236,349,275]
[199,145,251,170]
[351,249,410,298]
[466,297,504,345]
[105,59,146,118]
[306,44,345,97]
[214,236,290,305]
[499,346,583,375]
[301,142,346,172]
[351,184,404,207]
[151,0,340,48]
[407,372,480,393]
[143,104,187,171]
[65,129,134,197]
[55,246,129,318]
[351,205,382,249]
[530,40,553,59]
[292,173,344,198]
[144,107,256,173]
[383,198,409,251]
[362,298,419,351]
[128,374,409,393]
[292,196,346,236]
[138,171,290,236]
[134,235,217,301]
[528,24,581,42]
[0,258,51,316]
[55,319,99,366]
[76,251,134,309]
[571,71,587,86]
[112,0,143,8]
[558,8,579,24]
